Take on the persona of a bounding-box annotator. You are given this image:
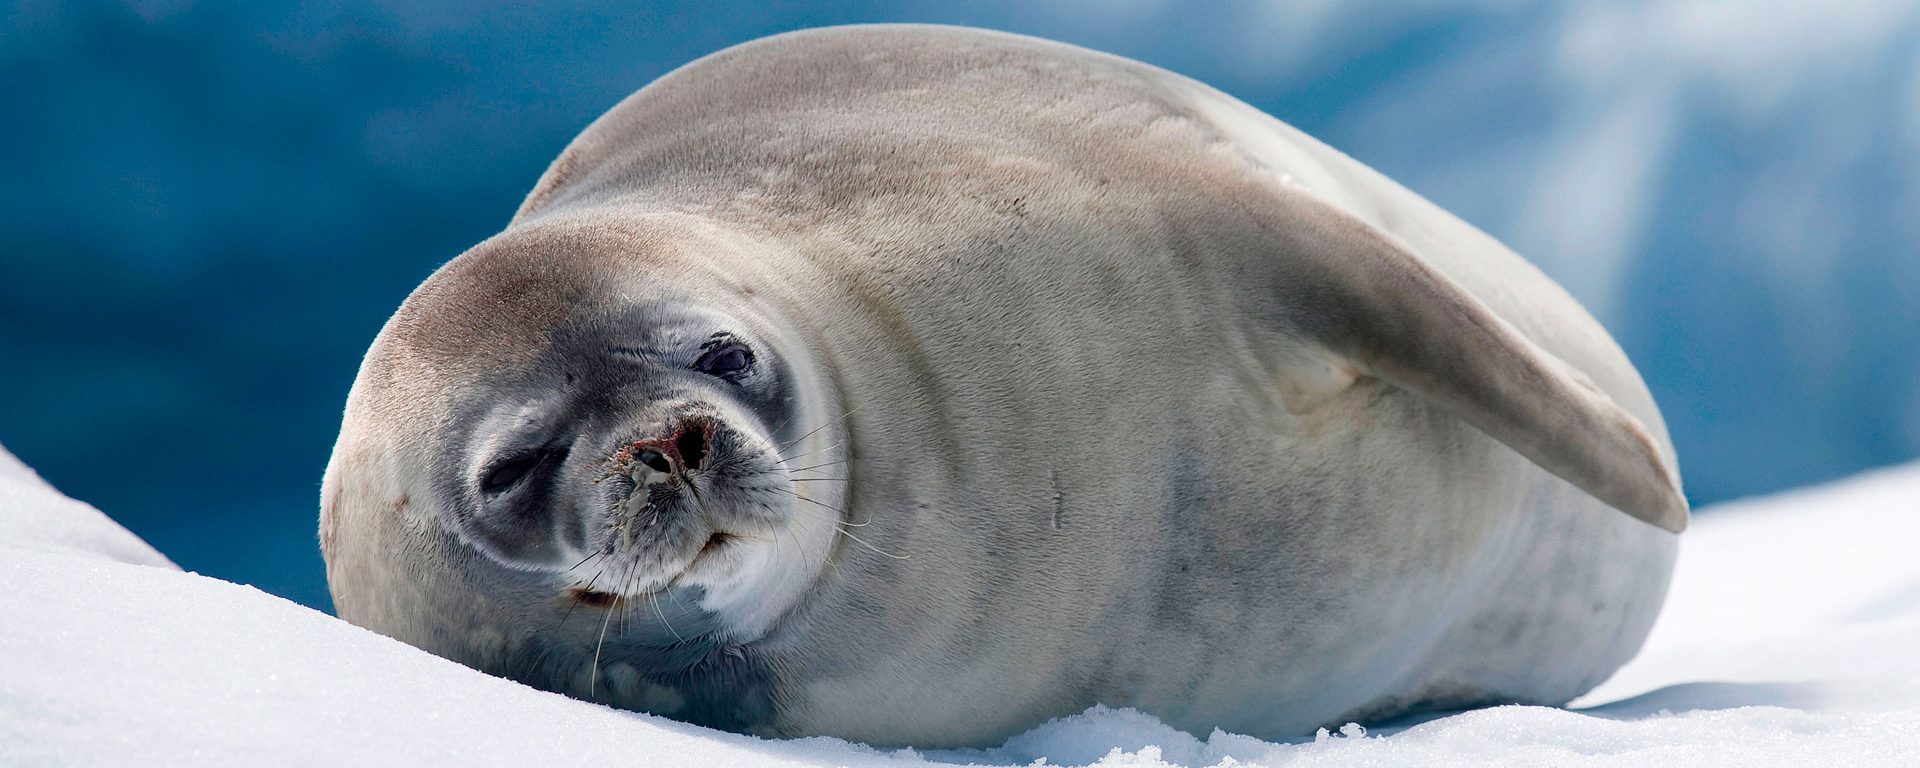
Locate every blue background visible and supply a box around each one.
[4,1,1917,610]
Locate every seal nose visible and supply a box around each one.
[626,417,714,483]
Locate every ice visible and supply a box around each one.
[0,445,172,569]
[4,442,1918,766]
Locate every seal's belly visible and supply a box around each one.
[783,380,1668,745]
[1085,383,1528,737]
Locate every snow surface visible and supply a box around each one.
[3,443,1919,766]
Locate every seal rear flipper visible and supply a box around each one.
[1254,187,1689,533]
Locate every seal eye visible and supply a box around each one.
[693,341,754,381]
[479,450,547,497]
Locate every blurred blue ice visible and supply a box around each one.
[3,0,1915,609]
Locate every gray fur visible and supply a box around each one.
[320,25,1684,748]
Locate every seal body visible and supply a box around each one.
[321,25,1685,747]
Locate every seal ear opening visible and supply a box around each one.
[1260,191,1688,533]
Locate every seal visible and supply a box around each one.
[320,24,1687,747]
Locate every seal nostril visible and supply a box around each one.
[636,448,672,473]
[677,423,709,471]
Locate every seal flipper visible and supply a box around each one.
[1255,188,1688,533]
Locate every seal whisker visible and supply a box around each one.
[589,588,616,698]
[617,553,652,643]
[778,437,847,464]
[650,591,683,643]
[704,446,775,475]
[567,550,603,573]
[774,407,857,453]
[571,561,610,600]
[763,410,800,442]
[833,525,910,561]
[777,515,829,573]
[554,551,617,631]
[523,641,560,684]
[780,488,867,525]
[766,487,870,528]
[664,576,694,616]
[782,459,850,474]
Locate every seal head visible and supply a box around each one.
[323,215,847,731]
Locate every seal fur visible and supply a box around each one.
[321,24,1686,747]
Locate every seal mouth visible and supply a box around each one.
[565,585,623,608]
[697,531,736,556]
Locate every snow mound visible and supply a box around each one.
[0,445,172,568]
[3,445,1918,767]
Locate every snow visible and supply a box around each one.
[0,445,173,569]
[3,442,1919,766]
